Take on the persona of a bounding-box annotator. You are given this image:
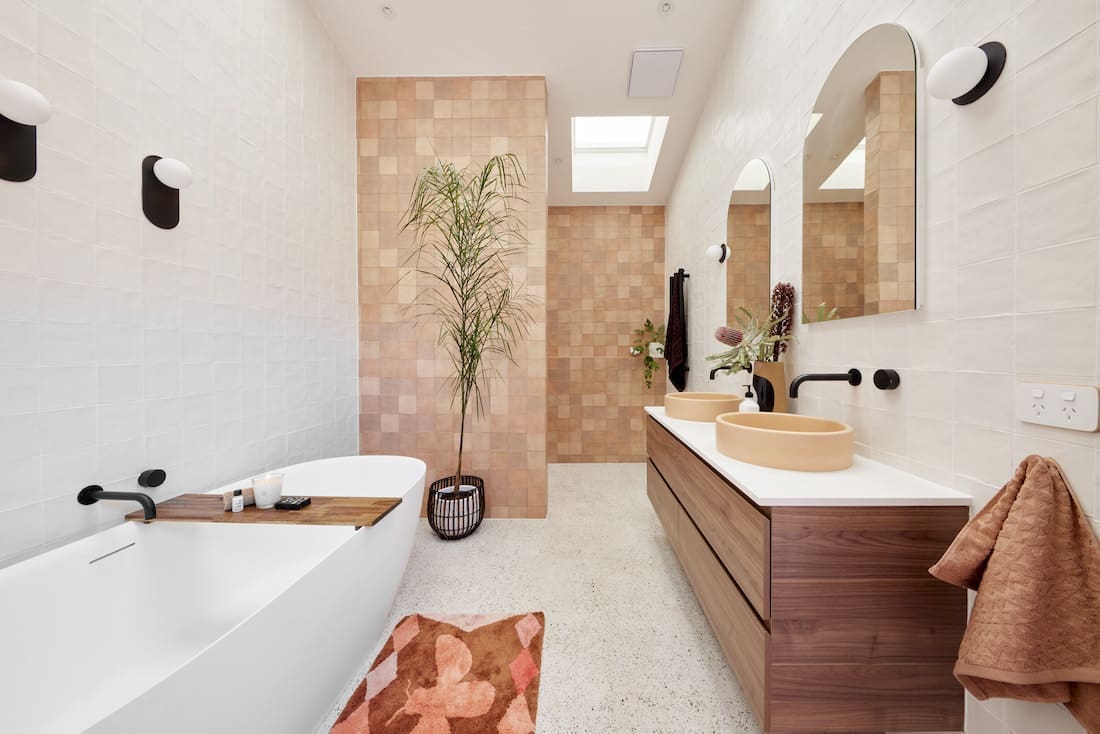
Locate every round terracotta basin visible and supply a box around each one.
[664,392,743,422]
[715,412,854,471]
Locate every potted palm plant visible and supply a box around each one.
[402,154,534,540]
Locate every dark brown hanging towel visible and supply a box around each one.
[666,270,688,392]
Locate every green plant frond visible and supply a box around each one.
[400,154,535,434]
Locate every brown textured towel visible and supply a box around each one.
[929,455,1100,732]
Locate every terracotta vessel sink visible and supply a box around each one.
[715,412,854,471]
[664,392,743,422]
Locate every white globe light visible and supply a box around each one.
[927,46,988,101]
[706,244,726,262]
[0,80,52,126]
[152,157,193,189]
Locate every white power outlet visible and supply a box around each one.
[1015,383,1100,432]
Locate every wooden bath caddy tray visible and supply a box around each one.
[126,494,402,528]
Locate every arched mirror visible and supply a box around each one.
[726,158,772,323]
[802,24,917,322]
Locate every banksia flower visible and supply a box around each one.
[769,282,795,358]
[714,326,744,347]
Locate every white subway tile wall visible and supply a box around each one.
[667,1,1099,732]
[0,0,358,565]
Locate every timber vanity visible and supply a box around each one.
[645,407,972,733]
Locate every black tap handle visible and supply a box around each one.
[873,369,901,390]
[138,469,167,488]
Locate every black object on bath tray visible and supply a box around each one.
[275,496,311,510]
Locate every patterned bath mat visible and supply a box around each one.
[331,612,545,734]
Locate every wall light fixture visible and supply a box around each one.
[927,42,1007,105]
[142,155,193,229]
[706,243,728,264]
[0,80,52,182]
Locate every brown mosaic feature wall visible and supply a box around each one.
[726,204,771,319]
[547,206,665,462]
[357,77,548,518]
[864,70,917,315]
[802,202,865,319]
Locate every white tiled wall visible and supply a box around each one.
[0,0,358,565]
[667,1,1099,732]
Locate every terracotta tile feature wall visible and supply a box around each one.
[547,206,665,462]
[802,202,865,319]
[356,77,548,519]
[726,204,772,317]
[864,70,917,314]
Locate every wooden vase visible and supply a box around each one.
[751,361,788,413]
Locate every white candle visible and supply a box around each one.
[252,472,284,509]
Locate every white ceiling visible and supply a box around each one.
[307,0,741,206]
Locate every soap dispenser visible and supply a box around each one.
[739,385,760,413]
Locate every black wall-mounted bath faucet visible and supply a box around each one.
[78,485,157,522]
[789,369,863,398]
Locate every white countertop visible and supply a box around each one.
[646,406,971,508]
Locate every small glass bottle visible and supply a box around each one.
[232,488,244,513]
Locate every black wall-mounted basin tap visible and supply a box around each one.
[78,485,157,522]
[789,368,862,398]
[709,366,734,380]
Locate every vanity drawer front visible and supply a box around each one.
[647,417,771,618]
[676,502,768,724]
[646,461,679,550]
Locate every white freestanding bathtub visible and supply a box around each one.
[0,455,425,734]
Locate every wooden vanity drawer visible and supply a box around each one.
[646,460,679,550]
[676,502,768,723]
[647,417,771,617]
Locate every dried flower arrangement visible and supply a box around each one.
[769,282,795,360]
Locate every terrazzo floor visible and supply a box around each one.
[314,462,758,733]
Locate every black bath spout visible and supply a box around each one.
[78,485,157,522]
[789,369,862,398]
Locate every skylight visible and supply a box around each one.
[573,116,655,151]
[820,138,866,190]
[571,115,669,192]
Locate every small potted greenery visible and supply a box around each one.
[402,154,534,540]
[630,319,666,389]
[803,301,839,323]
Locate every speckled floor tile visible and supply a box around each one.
[314,463,757,734]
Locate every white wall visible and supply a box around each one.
[0,0,359,565]
[668,1,1098,732]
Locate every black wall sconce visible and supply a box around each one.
[705,242,728,264]
[142,155,193,229]
[927,42,1007,105]
[0,80,52,182]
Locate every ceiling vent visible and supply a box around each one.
[628,49,683,97]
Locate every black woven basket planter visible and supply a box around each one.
[427,475,485,540]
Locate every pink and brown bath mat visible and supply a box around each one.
[331,612,544,734]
